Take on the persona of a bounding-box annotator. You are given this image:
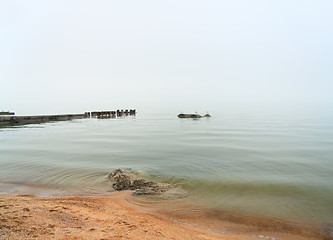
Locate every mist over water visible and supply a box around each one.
[0,106,333,224]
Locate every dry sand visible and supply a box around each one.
[0,191,330,240]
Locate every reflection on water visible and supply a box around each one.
[0,109,333,225]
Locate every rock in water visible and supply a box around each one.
[107,168,136,191]
[130,179,154,190]
[107,168,171,195]
[134,183,172,196]
[112,178,132,191]
[107,168,136,182]
[178,113,202,118]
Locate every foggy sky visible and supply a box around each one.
[1,0,332,115]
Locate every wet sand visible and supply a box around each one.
[0,190,329,240]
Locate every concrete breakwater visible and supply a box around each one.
[0,111,15,116]
[0,109,136,127]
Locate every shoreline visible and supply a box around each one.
[0,187,330,239]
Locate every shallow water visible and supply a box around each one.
[0,108,333,224]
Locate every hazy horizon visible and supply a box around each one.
[1,1,332,115]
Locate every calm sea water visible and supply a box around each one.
[1,108,333,224]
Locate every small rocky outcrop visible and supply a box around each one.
[107,168,171,195]
[178,113,212,118]
[178,114,202,118]
[107,168,136,190]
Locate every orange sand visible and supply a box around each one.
[0,191,328,239]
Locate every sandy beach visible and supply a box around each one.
[0,190,328,240]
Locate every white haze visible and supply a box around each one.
[1,0,332,115]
